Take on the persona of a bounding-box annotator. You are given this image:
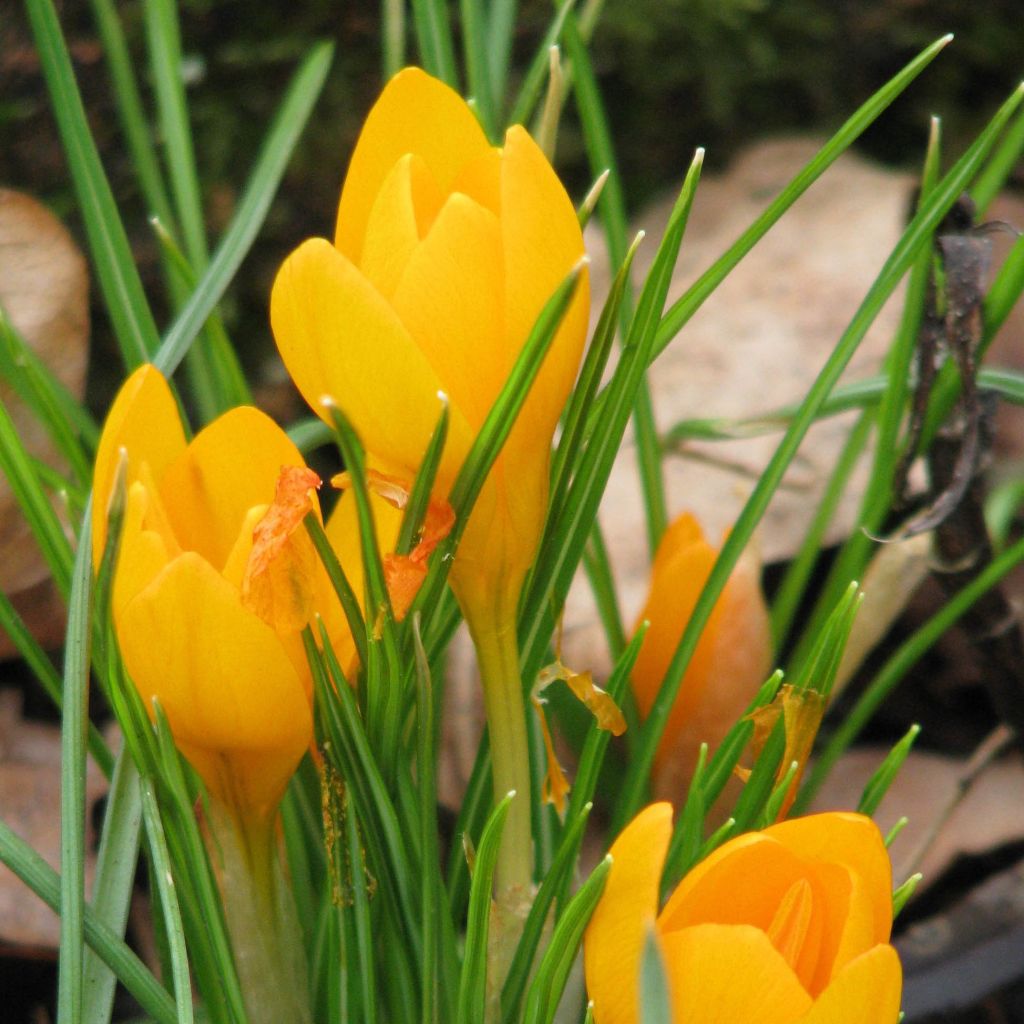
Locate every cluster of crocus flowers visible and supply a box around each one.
[270,66,590,908]
[92,364,342,823]
[631,512,772,799]
[585,804,902,1023]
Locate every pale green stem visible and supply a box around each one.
[471,614,534,898]
[206,800,311,1024]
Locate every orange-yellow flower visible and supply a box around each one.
[92,365,342,820]
[585,804,902,1024]
[269,66,589,625]
[631,513,772,796]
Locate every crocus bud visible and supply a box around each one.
[631,512,772,799]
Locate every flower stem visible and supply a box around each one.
[472,614,534,896]
[207,799,311,1024]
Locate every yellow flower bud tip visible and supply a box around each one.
[585,806,902,1024]
[91,365,349,818]
[631,511,772,788]
[270,66,590,628]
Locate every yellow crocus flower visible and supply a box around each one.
[270,67,590,908]
[585,804,903,1024]
[92,365,341,821]
[269,65,589,628]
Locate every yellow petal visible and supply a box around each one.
[360,153,445,299]
[270,237,473,482]
[117,551,312,817]
[111,479,177,618]
[499,125,589,444]
[811,861,878,991]
[796,945,902,1024]
[659,924,812,1024]
[584,803,673,1024]
[334,67,492,262]
[659,834,808,935]
[158,407,307,571]
[765,813,893,945]
[452,147,502,217]
[392,192,506,434]
[92,365,185,567]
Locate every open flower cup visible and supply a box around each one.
[586,804,902,1024]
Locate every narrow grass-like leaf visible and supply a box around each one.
[382,0,406,77]
[799,531,1024,809]
[972,106,1024,213]
[148,217,253,416]
[652,35,954,360]
[639,929,672,1024]
[304,514,368,671]
[486,0,517,106]
[761,759,801,827]
[0,393,73,595]
[547,232,641,529]
[154,41,333,376]
[82,747,141,1024]
[324,404,403,761]
[581,522,628,661]
[0,821,176,1024]
[508,0,578,127]
[771,414,874,647]
[521,855,611,1024]
[409,0,458,85]
[288,416,334,455]
[893,874,923,919]
[612,81,1024,832]
[699,671,782,812]
[138,775,194,1024]
[344,789,378,1024]
[565,625,647,824]
[520,154,702,681]
[0,308,94,482]
[501,802,594,1024]
[25,0,161,366]
[459,0,498,140]
[396,401,449,557]
[563,10,670,554]
[858,725,921,816]
[142,0,250,418]
[457,792,514,1024]
[0,587,113,774]
[413,616,443,1024]
[728,718,785,835]
[662,745,707,888]
[87,0,176,230]
[699,817,738,862]
[789,120,942,666]
[309,628,422,961]
[57,513,94,1024]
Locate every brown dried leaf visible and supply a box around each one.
[0,189,89,654]
[0,690,105,954]
[810,745,1024,889]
